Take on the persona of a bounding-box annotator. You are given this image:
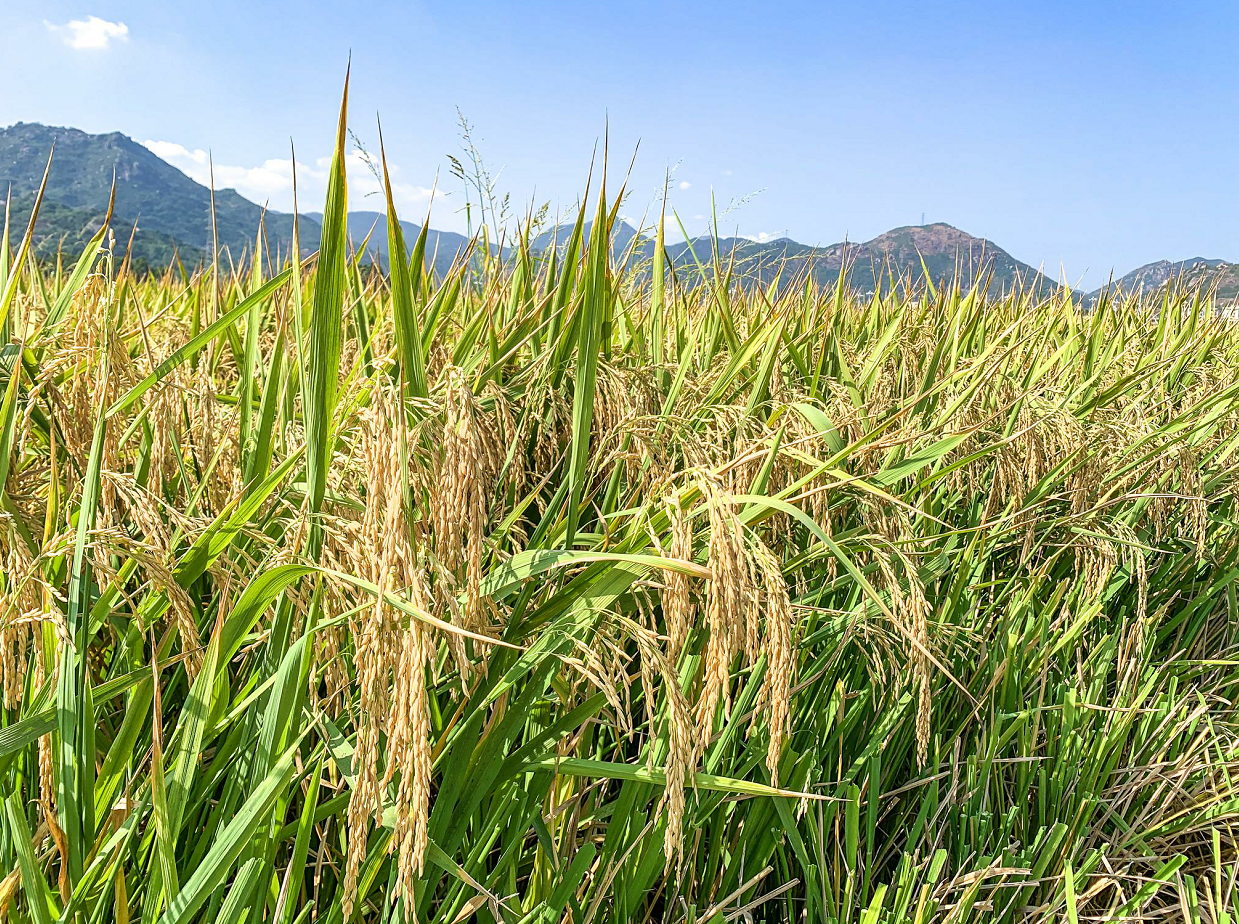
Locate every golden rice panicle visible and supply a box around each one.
[751,540,793,784]
[1115,522,1150,680]
[904,553,932,768]
[874,526,933,766]
[633,630,696,875]
[341,572,387,918]
[345,379,439,914]
[343,381,404,917]
[594,364,658,485]
[0,538,34,709]
[1180,447,1208,561]
[485,379,526,504]
[390,576,433,907]
[876,506,934,764]
[1077,534,1118,601]
[663,496,695,665]
[144,363,181,501]
[434,366,489,633]
[1114,522,1149,625]
[143,552,204,680]
[0,614,27,710]
[693,472,757,736]
[662,689,695,876]
[564,625,633,736]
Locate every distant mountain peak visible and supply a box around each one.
[524,215,1054,293]
[1091,256,1238,302]
[0,121,321,268]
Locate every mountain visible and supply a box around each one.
[305,210,474,279]
[535,219,1059,293]
[1179,262,1239,301]
[1108,258,1225,293]
[0,122,319,270]
[0,122,483,276]
[846,224,1055,292]
[530,218,643,258]
[0,121,1061,293]
[1090,257,1239,302]
[690,223,1058,293]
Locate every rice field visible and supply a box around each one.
[3,83,1239,924]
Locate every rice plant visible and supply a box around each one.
[2,78,1239,923]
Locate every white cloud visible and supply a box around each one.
[678,180,692,190]
[142,141,208,168]
[145,141,300,201]
[142,140,434,213]
[741,231,783,244]
[721,169,733,176]
[46,15,129,50]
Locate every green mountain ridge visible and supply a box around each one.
[303,210,474,279]
[1089,257,1239,303]
[533,218,1061,293]
[0,122,488,277]
[1,122,320,270]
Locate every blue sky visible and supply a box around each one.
[2,0,1237,286]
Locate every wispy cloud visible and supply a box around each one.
[142,140,434,213]
[45,15,129,50]
[143,141,300,201]
[678,180,692,190]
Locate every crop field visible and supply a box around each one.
[2,86,1239,924]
